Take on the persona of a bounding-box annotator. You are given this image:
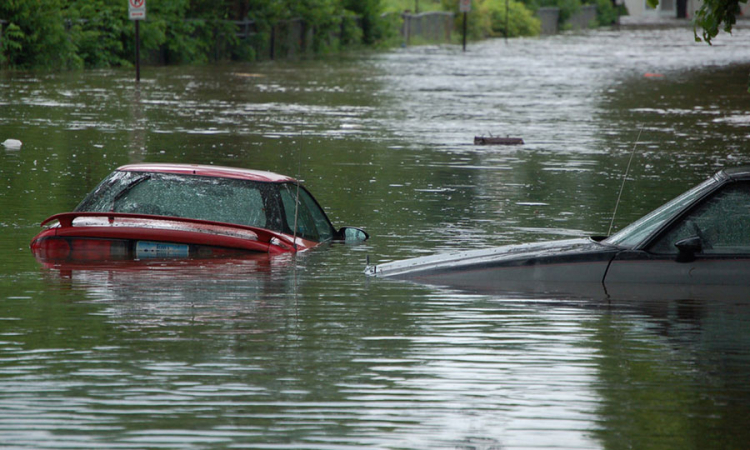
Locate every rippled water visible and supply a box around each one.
[2,26,750,449]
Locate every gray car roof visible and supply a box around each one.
[720,166,750,180]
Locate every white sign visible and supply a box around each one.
[129,0,146,20]
[459,0,471,12]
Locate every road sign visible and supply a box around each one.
[459,0,471,12]
[129,0,146,20]
[129,0,145,82]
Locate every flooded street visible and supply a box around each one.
[2,26,750,449]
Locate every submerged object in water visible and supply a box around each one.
[2,139,22,149]
[474,136,524,145]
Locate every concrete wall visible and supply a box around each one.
[385,11,454,44]
[233,16,361,61]
[402,12,454,44]
[537,5,600,34]
[537,7,560,35]
[567,5,598,29]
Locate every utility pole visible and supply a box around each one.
[128,0,146,82]
[505,0,509,44]
[460,0,471,51]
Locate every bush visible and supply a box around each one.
[552,0,582,25]
[344,0,386,45]
[592,0,620,25]
[485,0,541,37]
[441,0,540,39]
[0,0,78,69]
[66,1,130,68]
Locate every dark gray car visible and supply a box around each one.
[366,167,750,297]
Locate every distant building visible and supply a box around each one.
[619,0,749,21]
[619,0,693,20]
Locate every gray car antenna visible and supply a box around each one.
[608,128,643,236]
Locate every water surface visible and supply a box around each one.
[2,26,750,449]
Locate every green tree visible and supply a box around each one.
[593,0,619,26]
[647,0,743,43]
[142,0,231,65]
[343,0,384,44]
[65,1,130,68]
[0,0,78,69]
[442,0,540,39]
[0,0,380,69]
[485,0,541,37]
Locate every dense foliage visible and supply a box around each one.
[0,0,383,69]
[441,0,541,39]
[0,0,633,70]
[535,0,582,25]
[484,0,541,37]
[523,0,618,27]
[1,0,76,69]
[593,0,620,26]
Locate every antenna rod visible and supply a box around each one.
[292,154,301,251]
[608,128,643,236]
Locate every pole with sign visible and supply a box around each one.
[505,0,509,44]
[128,0,146,82]
[459,0,470,51]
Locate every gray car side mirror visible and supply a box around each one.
[675,236,702,263]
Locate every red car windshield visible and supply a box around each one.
[75,170,335,242]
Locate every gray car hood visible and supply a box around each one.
[365,238,614,279]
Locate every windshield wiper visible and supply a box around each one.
[110,175,151,211]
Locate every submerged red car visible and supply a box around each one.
[31,163,368,263]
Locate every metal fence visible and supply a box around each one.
[537,5,598,35]
[567,5,598,29]
[537,8,560,35]
[212,16,361,61]
[1,8,605,65]
[402,12,454,45]
[382,11,454,45]
[0,16,361,64]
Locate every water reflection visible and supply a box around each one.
[592,295,750,449]
[40,254,300,331]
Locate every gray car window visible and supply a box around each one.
[649,182,750,255]
[605,177,717,248]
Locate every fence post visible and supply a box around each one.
[270,24,276,59]
[403,13,411,46]
[340,16,345,47]
[0,20,5,62]
[462,12,467,51]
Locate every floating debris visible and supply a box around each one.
[1,139,22,149]
[474,136,524,145]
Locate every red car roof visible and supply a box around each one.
[117,163,297,183]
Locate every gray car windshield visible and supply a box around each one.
[75,171,334,242]
[604,177,718,248]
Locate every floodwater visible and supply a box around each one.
[2,26,750,449]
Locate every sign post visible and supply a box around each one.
[128,0,146,82]
[459,0,470,52]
